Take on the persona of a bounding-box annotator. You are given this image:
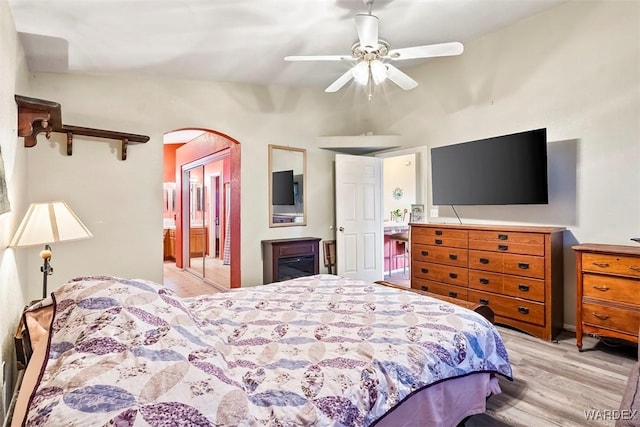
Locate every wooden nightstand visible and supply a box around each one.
[573,244,640,350]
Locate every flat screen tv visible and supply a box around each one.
[272,170,295,205]
[431,128,548,205]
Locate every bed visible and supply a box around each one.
[10,274,512,426]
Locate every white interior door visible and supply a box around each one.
[335,154,383,282]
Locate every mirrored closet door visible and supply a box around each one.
[182,152,230,288]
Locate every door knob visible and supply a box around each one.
[338,226,344,232]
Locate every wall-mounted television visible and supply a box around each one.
[272,170,295,205]
[431,128,548,205]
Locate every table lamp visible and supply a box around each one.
[9,201,93,298]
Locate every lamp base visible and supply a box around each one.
[40,244,53,298]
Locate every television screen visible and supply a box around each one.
[272,170,295,205]
[431,128,548,205]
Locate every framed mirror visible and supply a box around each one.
[269,144,306,227]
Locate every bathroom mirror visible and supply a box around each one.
[269,144,306,227]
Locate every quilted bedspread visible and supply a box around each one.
[24,275,512,426]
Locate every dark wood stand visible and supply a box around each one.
[262,237,321,284]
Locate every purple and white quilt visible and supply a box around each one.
[24,274,512,426]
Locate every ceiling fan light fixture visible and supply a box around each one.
[285,1,464,96]
[370,60,387,84]
[352,61,370,85]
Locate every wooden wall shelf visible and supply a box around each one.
[15,95,149,160]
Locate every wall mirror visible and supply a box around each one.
[269,144,306,227]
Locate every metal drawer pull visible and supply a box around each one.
[518,306,529,315]
[479,258,490,264]
[448,291,458,298]
[435,239,443,245]
[480,278,489,285]
[479,298,489,305]
[435,230,443,236]
[518,284,530,292]
[449,254,457,260]
[421,250,429,256]
[498,234,508,240]
[421,285,429,292]
[591,312,609,320]
[449,273,458,279]
[629,266,640,272]
[592,262,609,268]
[498,244,509,251]
[592,285,610,292]
[518,262,529,269]
[421,268,429,274]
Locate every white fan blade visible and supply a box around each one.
[386,64,418,90]
[325,69,354,93]
[388,42,464,60]
[285,55,351,62]
[355,14,379,49]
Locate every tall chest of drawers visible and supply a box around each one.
[411,223,565,340]
[573,244,640,350]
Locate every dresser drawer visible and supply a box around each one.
[583,274,640,305]
[503,275,545,302]
[412,244,468,267]
[468,251,503,274]
[469,290,545,326]
[503,253,545,279]
[468,271,503,294]
[412,280,468,301]
[469,230,545,245]
[412,261,468,287]
[412,227,468,248]
[468,240,544,256]
[582,301,640,336]
[582,253,640,279]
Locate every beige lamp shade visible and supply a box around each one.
[9,201,93,247]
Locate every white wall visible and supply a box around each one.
[0,0,30,415]
[369,0,640,327]
[383,154,416,220]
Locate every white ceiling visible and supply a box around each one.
[9,0,566,89]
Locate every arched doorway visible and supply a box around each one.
[165,128,241,289]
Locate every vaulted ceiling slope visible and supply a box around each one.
[9,0,566,88]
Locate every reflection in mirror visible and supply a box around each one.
[163,182,177,228]
[269,144,306,227]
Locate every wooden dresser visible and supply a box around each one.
[411,223,565,340]
[573,244,640,350]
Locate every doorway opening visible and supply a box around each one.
[378,147,425,287]
[163,128,241,290]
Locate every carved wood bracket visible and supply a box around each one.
[15,95,149,160]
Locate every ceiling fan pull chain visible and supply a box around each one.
[368,66,373,101]
[366,0,373,15]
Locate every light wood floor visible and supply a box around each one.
[466,329,635,427]
[163,261,226,296]
[162,266,634,426]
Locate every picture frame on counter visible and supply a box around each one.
[411,204,425,223]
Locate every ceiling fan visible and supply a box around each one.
[284,0,464,96]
